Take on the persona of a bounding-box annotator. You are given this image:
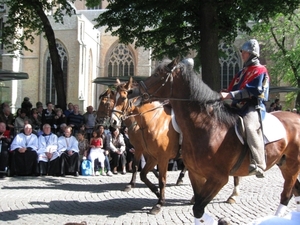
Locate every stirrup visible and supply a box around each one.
[249,163,265,178]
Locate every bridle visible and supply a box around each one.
[139,65,177,102]
[111,94,169,124]
[138,63,193,102]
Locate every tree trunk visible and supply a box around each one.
[33,1,67,110]
[199,0,220,91]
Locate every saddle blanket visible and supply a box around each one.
[236,112,286,145]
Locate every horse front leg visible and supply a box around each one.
[150,160,168,215]
[275,167,299,217]
[124,149,142,192]
[293,178,300,212]
[189,172,228,224]
[140,156,159,197]
[226,176,241,204]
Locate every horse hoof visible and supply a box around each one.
[218,217,231,225]
[176,179,183,185]
[150,204,161,215]
[123,185,132,192]
[190,196,195,205]
[226,197,236,204]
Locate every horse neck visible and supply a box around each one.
[124,101,164,130]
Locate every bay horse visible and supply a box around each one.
[131,58,300,224]
[110,79,184,214]
[110,78,241,214]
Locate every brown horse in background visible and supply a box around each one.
[96,89,115,128]
[131,58,300,223]
[109,79,183,214]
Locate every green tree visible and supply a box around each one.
[2,0,76,110]
[251,11,300,108]
[91,0,300,90]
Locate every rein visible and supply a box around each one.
[138,63,223,105]
[112,97,169,121]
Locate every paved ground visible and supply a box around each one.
[0,166,297,225]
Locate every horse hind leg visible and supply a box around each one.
[176,165,187,186]
[124,157,140,192]
[226,176,240,204]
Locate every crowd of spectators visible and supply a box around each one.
[0,98,140,178]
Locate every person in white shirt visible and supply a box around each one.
[38,124,60,176]
[57,126,80,176]
[10,124,38,176]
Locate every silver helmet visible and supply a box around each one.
[240,39,260,57]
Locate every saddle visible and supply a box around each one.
[235,112,286,145]
[171,109,183,145]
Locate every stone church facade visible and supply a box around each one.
[0,0,243,113]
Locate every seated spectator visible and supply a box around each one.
[109,126,126,175]
[121,126,135,172]
[21,97,33,117]
[57,123,67,137]
[274,98,282,111]
[29,108,42,134]
[64,103,74,118]
[98,125,113,176]
[267,102,275,113]
[14,108,28,135]
[37,124,60,176]
[88,130,105,176]
[0,106,14,138]
[77,130,89,162]
[54,108,66,134]
[36,104,43,124]
[67,104,84,136]
[83,106,97,141]
[10,124,38,176]
[41,102,56,132]
[14,108,22,120]
[58,126,79,177]
[0,122,11,178]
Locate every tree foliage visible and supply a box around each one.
[251,10,300,108]
[2,0,76,110]
[90,0,300,90]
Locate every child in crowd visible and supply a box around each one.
[88,130,105,176]
[77,130,89,162]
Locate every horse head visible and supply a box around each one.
[96,89,116,127]
[131,58,194,104]
[110,77,135,127]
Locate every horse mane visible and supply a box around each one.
[164,59,237,127]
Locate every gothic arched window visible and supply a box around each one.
[219,43,241,89]
[46,42,68,104]
[108,44,134,77]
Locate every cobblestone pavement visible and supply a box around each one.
[0,166,297,225]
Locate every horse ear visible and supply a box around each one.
[168,57,180,70]
[113,79,121,88]
[125,76,133,90]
